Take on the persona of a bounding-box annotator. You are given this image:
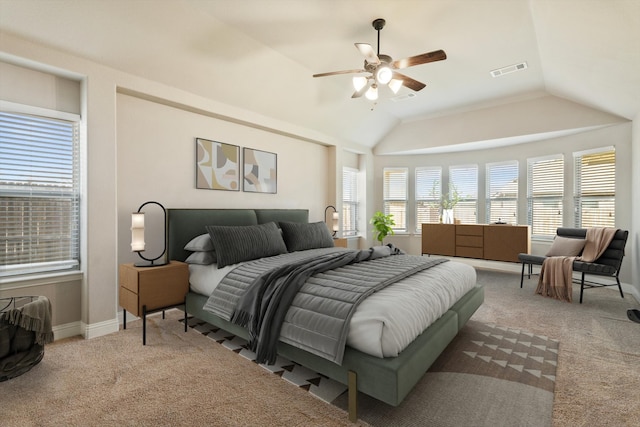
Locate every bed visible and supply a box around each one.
[167,208,484,422]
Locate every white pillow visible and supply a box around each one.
[546,236,586,257]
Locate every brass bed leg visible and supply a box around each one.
[348,370,357,423]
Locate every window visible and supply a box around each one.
[574,147,615,228]
[486,161,518,224]
[342,167,359,237]
[383,167,407,231]
[527,155,564,238]
[449,164,478,224]
[415,167,441,231]
[0,110,80,278]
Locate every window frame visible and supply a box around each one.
[415,166,442,232]
[486,160,519,225]
[527,154,564,239]
[449,164,478,224]
[342,167,359,237]
[0,103,81,279]
[383,167,408,232]
[573,147,615,228]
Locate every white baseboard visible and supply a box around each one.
[52,321,83,341]
[83,317,120,339]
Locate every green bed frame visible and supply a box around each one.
[167,208,484,422]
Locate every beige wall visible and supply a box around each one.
[116,93,331,266]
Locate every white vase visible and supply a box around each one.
[442,209,454,224]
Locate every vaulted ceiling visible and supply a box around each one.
[1,0,638,153]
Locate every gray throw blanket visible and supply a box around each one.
[205,245,446,365]
[0,296,54,345]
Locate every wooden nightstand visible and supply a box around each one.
[119,261,189,345]
[333,238,348,248]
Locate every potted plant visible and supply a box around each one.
[370,211,395,244]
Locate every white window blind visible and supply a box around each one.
[486,161,518,224]
[383,167,407,231]
[0,111,80,277]
[415,167,441,232]
[574,147,615,228]
[342,167,359,237]
[449,164,478,224]
[527,155,564,238]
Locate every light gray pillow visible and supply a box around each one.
[184,233,214,252]
[279,221,335,252]
[205,222,287,268]
[546,236,586,257]
[185,251,216,265]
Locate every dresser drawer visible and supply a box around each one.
[456,246,484,258]
[456,225,484,236]
[456,235,483,248]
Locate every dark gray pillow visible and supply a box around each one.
[205,222,287,268]
[279,221,335,252]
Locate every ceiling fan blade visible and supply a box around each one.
[392,49,447,69]
[313,69,365,78]
[355,43,380,65]
[393,72,426,92]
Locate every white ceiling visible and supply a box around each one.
[0,0,638,152]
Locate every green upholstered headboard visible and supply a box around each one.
[167,208,309,262]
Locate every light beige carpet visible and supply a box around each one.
[0,311,360,427]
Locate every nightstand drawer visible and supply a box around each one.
[333,238,348,248]
[119,261,189,316]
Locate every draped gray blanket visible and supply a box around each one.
[204,246,447,365]
[0,296,54,345]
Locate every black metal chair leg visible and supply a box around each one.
[616,277,625,299]
[579,273,585,304]
[520,263,525,288]
[184,306,188,332]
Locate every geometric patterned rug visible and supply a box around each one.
[184,316,558,426]
[428,321,558,392]
[184,316,348,402]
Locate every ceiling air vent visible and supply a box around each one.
[391,92,417,102]
[490,62,528,78]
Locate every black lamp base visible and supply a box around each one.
[134,260,168,268]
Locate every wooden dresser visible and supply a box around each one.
[422,223,530,263]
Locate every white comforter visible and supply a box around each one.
[189,258,476,358]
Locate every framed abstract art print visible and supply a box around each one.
[243,147,277,194]
[195,138,240,191]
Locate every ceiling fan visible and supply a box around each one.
[313,18,446,100]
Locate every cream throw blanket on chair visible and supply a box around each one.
[536,227,616,302]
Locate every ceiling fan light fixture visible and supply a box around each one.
[353,76,368,92]
[365,84,378,101]
[376,66,393,84]
[388,79,402,94]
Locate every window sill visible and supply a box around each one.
[0,270,84,290]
